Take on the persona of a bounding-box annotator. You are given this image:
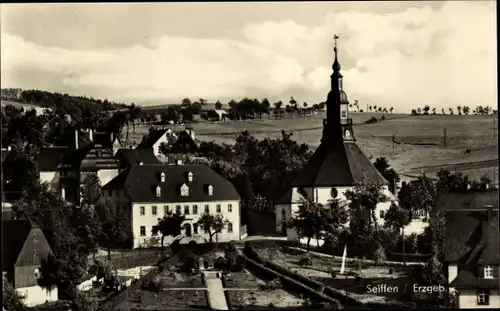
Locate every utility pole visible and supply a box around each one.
[392,133,395,153]
[493,117,497,138]
[443,128,447,147]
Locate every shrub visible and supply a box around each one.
[364,117,378,124]
[381,115,386,120]
[261,278,282,291]
[298,255,313,266]
[142,276,164,292]
[214,256,227,270]
[373,245,387,265]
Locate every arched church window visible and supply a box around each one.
[281,209,286,220]
[345,130,351,139]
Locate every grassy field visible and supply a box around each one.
[129,112,498,184]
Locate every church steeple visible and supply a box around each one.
[322,35,355,143]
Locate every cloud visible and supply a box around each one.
[1,1,496,111]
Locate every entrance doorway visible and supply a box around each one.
[184,224,192,237]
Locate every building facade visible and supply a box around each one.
[2,220,58,307]
[102,162,241,248]
[446,206,500,308]
[275,37,396,244]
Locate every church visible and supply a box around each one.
[275,36,397,244]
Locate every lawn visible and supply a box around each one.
[115,289,209,310]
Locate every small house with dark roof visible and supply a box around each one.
[2,219,58,306]
[102,163,241,248]
[445,206,500,308]
[275,37,395,243]
[136,128,178,159]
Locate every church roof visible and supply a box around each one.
[291,141,388,187]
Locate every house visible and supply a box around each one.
[275,39,395,244]
[401,188,500,236]
[136,128,178,159]
[37,146,73,191]
[2,220,58,307]
[115,148,161,172]
[445,205,500,308]
[101,162,241,248]
[1,100,52,116]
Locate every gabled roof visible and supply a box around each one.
[136,128,175,149]
[170,130,200,153]
[444,209,499,264]
[2,219,39,268]
[37,146,72,171]
[102,164,239,203]
[291,141,387,187]
[115,148,161,166]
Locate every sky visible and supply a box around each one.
[1,1,497,112]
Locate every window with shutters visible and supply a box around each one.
[228,204,232,212]
[140,206,145,216]
[140,226,146,236]
[227,223,233,233]
[193,205,198,214]
[152,206,157,215]
[164,205,169,215]
[204,205,210,213]
[477,289,490,305]
[216,204,221,213]
[379,210,385,219]
[176,205,181,214]
[184,205,190,215]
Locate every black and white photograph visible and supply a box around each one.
[1,1,498,310]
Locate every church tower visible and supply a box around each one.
[323,35,355,143]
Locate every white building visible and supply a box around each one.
[2,220,58,307]
[102,162,242,248]
[275,39,397,244]
[446,206,500,308]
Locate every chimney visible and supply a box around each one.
[61,187,66,200]
[75,130,79,149]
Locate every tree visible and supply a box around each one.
[448,108,453,115]
[462,106,470,115]
[344,178,388,236]
[383,202,411,232]
[95,200,130,259]
[80,173,102,208]
[423,105,430,115]
[417,107,422,115]
[3,278,27,311]
[196,213,229,243]
[288,199,325,251]
[152,211,186,252]
[215,100,223,110]
[369,106,372,112]
[457,106,462,115]
[441,108,445,115]
[389,107,394,114]
[431,107,436,115]
[373,157,400,194]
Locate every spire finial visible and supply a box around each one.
[332,34,341,72]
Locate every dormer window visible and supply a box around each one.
[160,172,165,182]
[484,265,493,279]
[208,185,213,196]
[188,172,193,182]
[156,186,161,197]
[181,184,189,196]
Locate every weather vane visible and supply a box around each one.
[334,34,339,49]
